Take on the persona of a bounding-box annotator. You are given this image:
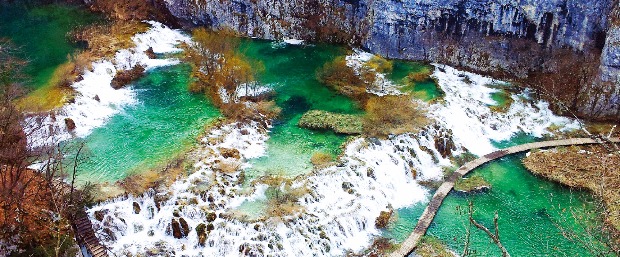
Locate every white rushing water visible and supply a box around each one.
[87,53,580,256]
[24,21,189,149]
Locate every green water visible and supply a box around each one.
[77,65,220,182]
[240,41,362,179]
[387,151,609,256]
[427,155,606,256]
[388,60,443,101]
[0,2,100,88]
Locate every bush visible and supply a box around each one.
[363,95,429,138]
[317,56,371,103]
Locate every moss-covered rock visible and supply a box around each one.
[375,209,393,228]
[298,110,362,134]
[415,236,454,257]
[454,175,491,193]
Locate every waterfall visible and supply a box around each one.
[86,52,579,256]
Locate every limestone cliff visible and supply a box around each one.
[161,0,619,121]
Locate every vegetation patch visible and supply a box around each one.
[489,88,514,113]
[454,175,491,193]
[72,21,150,59]
[298,110,363,134]
[523,145,620,251]
[375,209,393,228]
[415,236,454,257]
[111,65,145,89]
[405,66,433,83]
[363,56,393,74]
[363,95,429,138]
[310,151,335,168]
[253,176,309,218]
[316,56,373,104]
[184,28,274,122]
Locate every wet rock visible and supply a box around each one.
[179,217,190,237]
[145,47,157,59]
[195,223,207,246]
[133,224,144,233]
[342,182,355,194]
[375,209,393,228]
[154,193,170,211]
[368,138,381,146]
[64,118,76,131]
[94,210,107,221]
[219,147,241,159]
[366,168,375,179]
[206,212,217,222]
[102,227,117,241]
[170,218,191,239]
[93,94,100,102]
[111,65,145,89]
[132,202,141,214]
[237,171,246,185]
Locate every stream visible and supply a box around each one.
[3,3,613,256]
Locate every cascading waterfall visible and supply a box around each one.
[23,21,190,149]
[86,48,580,256]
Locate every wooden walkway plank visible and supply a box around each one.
[71,209,109,257]
[389,137,620,257]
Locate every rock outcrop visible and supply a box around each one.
[160,0,619,120]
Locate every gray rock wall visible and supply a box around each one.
[162,0,619,121]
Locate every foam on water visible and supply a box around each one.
[24,21,189,149]
[87,61,580,256]
[430,64,580,155]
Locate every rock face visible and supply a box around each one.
[161,0,619,121]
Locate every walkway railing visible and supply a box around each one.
[389,137,620,257]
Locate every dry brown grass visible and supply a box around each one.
[415,236,454,257]
[215,159,242,174]
[363,95,429,138]
[310,152,334,168]
[17,22,150,113]
[364,56,393,74]
[72,21,150,58]
[407,67,433,82]
[254,176,309,217]
[523,145,620,250]
[116,157,188,196]
[317,56,372,104]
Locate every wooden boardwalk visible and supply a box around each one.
[72,209,109,257]
[390,137,620,257]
